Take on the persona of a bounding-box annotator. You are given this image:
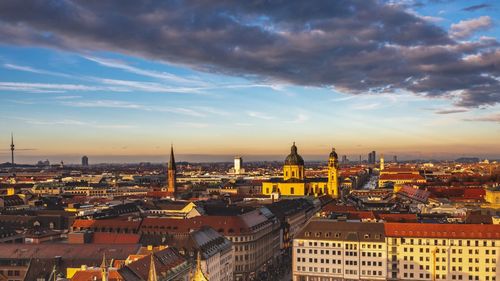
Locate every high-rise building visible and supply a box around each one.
[380,154,384,171]
[368,151,377,164]
[81,155,89,167]
[393,155,398,163]
[234,156,242,174]
[167,145,177,196]
[341,155,348,164]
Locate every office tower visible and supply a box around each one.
[234,156,242,174]
[82,155,89,167]
[393,155,398,163]
[341,155,348,164]
[368,151,377,164]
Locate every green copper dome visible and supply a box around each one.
[285,142,304,165]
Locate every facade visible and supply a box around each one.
[292,220,500,281]
[485,186,500,206]
[262,143,340,198]
[293,220,387,281]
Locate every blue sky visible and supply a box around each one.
[0,0,499,163]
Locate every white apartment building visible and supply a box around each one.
[293,220,387,281]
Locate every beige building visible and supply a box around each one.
[385,223,499,281]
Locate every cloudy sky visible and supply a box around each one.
[0,0,499,163]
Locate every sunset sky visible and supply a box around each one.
[1,0,500,163]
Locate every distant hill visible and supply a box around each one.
[455,157,480,163]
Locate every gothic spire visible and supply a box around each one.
[101,253,108,281]
[168,144,176,171]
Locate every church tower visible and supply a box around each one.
[327,148,339,198]
[100,253,108,281]
[167,145,177,196]
[283,142,304,181]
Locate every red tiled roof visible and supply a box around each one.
[141,209,271,235]
[382,168,418,173]
[347,211,376,220]
[385,223,500,239]
[92,233,140,244]
[397,186,429,202]
[146,191,173,198]
[321,204,357,213]
[379,174,425,181]
[427,187,485,199]
[71,269,123,281]
[123,248,185,280]
[377,213,418,222]
[72,219,141,230]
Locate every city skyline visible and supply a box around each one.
[1,0,500,162]
[1,138,497,164]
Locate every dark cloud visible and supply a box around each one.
[0,0,499,107]
[435,109,469,114]
[462,4,491,12]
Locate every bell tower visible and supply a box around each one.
[327,148,339,198]
[167,145,177,197]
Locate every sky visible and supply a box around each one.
[0,0,500,163]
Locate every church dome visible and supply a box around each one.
[285,142,304,165]
[329,148,338,159]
